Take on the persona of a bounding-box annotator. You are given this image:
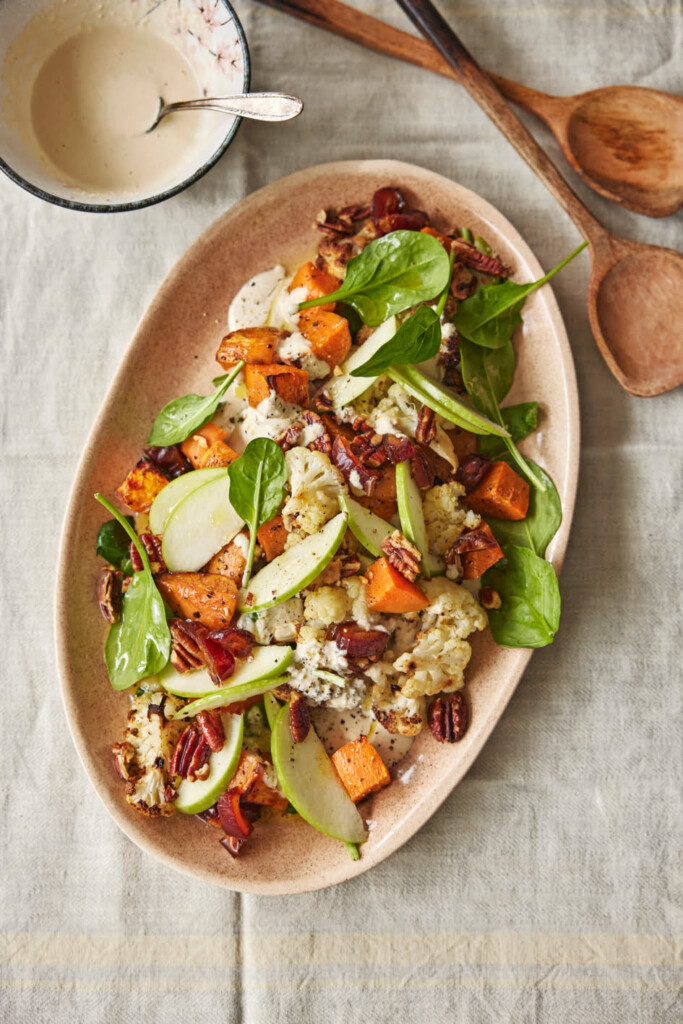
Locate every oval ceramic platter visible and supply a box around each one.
[55,160,579,894]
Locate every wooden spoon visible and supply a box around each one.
[392,0,683,396]
[255,0,683,218]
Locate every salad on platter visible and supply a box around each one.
[94,186,584,860]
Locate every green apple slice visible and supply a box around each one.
[271,702,366,844]
[149,468,227,535]
[240,512,347,611]
[171,667,292,719]
[387,364,508,437]
[263,692,282,731]
[395,461,444,578]
[325,316,397,411]
[340,494,393,558]
[174,711,244,814]
[161,472,244,572]
[159,645,293,699]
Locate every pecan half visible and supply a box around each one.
[428,692,469,743]
[351,431,388,468]
[331,436,379,495]
[415,405,437,445]
[340,553,362,578]
[334,622,389,661]
[129,533,166,574]
[186,736,211,782]
[196,710,225,753]
[411,445,437,490]
[314,206,355,236]
[381,530,422,582]
[456,453,491,493]
[170,619,206,673]
[99,568,122,624]
[289,691,311,744]
[444,548,463,581]
[170,726,207,778]
[449,528,498,554]
[452,238,510,278]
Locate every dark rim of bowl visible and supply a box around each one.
[0,0,251,213]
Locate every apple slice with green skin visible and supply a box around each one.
[161,472,244,572]
[159,645,293,699]
[171,659,294,719]
[174,711,244,814]
[240,511,348,611]
[339,494,393,558]
[149,467,227,535]
[387,364,508,437]
[396,461,444,578]
[325,316,397,411]
[271,702,367,844]
[263,691,282,730]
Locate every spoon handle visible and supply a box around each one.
[162,93,303,122]
[394,0,605,245]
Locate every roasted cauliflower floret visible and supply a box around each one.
[116,690,185,818]
[420,577,488,637]
[367,383,420,437]
[126,766,173,818]
[391,578,488,698]
[393,627,473,697]
[423,481,481,555]
[351,375,392,418]
[369,674,426,736]
[339,574,377,631]
[304,586,351,626]
[282,447,346,543]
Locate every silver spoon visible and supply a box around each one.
[147,92,303,132]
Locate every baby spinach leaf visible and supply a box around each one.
[460,339,544,489]
[147,360,245,446]
[452,242,587,349]
[483,545,561,648]
[95,494,170,690]
[298,230,451,326]
[227,438,288,587]
[485,461,562,557]
[96,517,135,574]
[350,306,442,377]
[477,402,538,458]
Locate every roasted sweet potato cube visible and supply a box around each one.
[180,421,228,469]
[461,522,504,580]
[289,261,338,312]
[229,751,288,811]
[245,363,309,409]
[298,310,352,369]
[115,459,168,514]
[199,440,239,469]
[331,736,391,803]
[256,515,287,561]
[464,461,529,520]
[355,467,398,519]
[205,536,247,582]
[216,327,284,369]
[156,572,238,630]
[365,557,430,613]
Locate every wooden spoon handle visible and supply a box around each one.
[392,0,605,244]
[256,0,559,116]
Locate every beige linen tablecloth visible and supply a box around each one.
[1,1,681,1020]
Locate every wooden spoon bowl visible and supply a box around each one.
[553,85,683,218]
[590,238,683,395]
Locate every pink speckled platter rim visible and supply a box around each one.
[54,160,579,894]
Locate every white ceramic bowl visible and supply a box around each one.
[0,0,249,211]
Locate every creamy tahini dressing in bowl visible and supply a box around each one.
[0,0,248,209]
